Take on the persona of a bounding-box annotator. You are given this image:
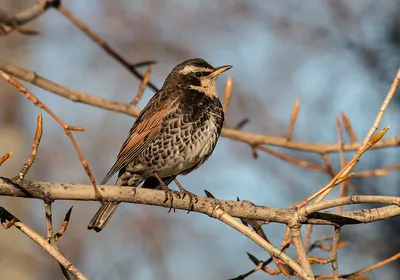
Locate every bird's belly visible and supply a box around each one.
[145,120,218,177]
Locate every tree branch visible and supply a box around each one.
[210,206,311,280]
[0,207,87,280]
[1,60,399,155]
[0,0,50,26]
[1,178,399,227]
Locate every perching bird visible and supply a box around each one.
[87,58,232,232]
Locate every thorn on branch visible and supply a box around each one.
[247,252,260,265]
[204,190,215,198]
[129,60,157,69]
[251,145,258,159]
[54,206,73,241]
[234,118,249,130]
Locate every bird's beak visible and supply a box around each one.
[209,65,233,78]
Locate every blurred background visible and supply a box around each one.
[0,1,399,279]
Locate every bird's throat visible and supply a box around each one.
[189,84,217,98]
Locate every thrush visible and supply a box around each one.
[87,58,232,232]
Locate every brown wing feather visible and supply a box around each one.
[100,107,171,185]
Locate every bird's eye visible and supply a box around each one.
[195,72,202,77]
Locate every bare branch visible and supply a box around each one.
[289,227,314,278]
[1,61,399,155]
[131,65,152,106]
[0,0,51,36]
[54,206,73,241]
[18,111,43,181]
[222,74,233,115]
[209,206,311,280]
[285,98,300,141]
[0,0,49,25]
[329,227,341,280]
[54,4,159,92]
[0,179,399,227]
[362,67,400,146]
[0,70,101,200]
[0,207,86,280]
[44,202,71,280]
[300,195,400,217]
[340,112,357,142]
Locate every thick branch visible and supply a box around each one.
[1,178,399,226]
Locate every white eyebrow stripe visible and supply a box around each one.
[179,65,212,75]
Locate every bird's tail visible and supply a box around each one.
[88,172,144,232]
[87,174,176,232]
[87,202,120,232]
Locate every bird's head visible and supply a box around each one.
[164,58,232,97]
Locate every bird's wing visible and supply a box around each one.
[100,106,171,185]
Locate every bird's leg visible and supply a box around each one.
[173,178,198,213]
[153,171,174,212]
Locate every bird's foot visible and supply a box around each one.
[174,178,198,213]
[162,188,175,213]
[152,172,175,212]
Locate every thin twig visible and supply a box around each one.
[316,252,400,279]
[131,65,152,106]
[0,207,87,280]
[299,126,390,207]
[1,61,399,155]
[341,252,400,278]
[0,70,101,200]
[234,118,250,130]
[19,111,43,181]
[300,195,400,217]
[241,212,291,277]
[54,206,73,241]
[340,112,357,142]
[362,67,400,146]
[55,4,158,92]
[257,145,326,172]
[222,74,232,115]
[208,206,312,280]
[44,202,54,242]
[351,162,400,178]
[289,227,314,278]
[329,227,341,280]
[304,224,313,250]
[0,0,49,36]
[285,98,300,141]
[44,202,71,280]
[336,117,348,212]
[0,152,12,167]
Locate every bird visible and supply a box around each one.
[88,58,232,232]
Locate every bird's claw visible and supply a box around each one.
[178,188,198,213]
[162,188,175,213]
[173,179,198,213]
